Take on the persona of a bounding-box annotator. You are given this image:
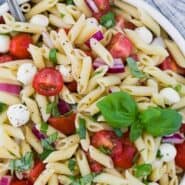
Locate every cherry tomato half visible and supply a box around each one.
[115,15,136,30]
[10,180,31,185]
[28,161,45,183]
[48,113,76,135]
[0,54,13,63]
[108,32,133,58]
[175,141,185,169]
[10,34,32,59]
[33,68,63,96]
[66,81,77,92]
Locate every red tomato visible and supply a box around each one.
[10,34,32,59]
[0,16,5,24]
[108,33,133,58]
[10,180,30,185]
[175,141,185,169]
[160,56,185,75]
[0,54,13,63]
[115,15,136,30]
[180,124,185,133]
[124,21,136,30]
[28,161,45,183]
[33,68,63,96]
[86,152,103,173]
[66,81,77,92]
[48,113,76,135]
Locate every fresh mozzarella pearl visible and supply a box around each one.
[159,143,177,162]
[30,14,49,27]
[0,35,10,53]
[135,26,153,44]
[17,63,37,85]
[58,65,74,82]
[7,104,30,127]
[151,37,165,48]
[159,88,180,105]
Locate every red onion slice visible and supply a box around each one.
[162,133,185,144]
[85,31,104,47]
[0,83,21,96]
[57,99,71,115]
[93,58,124,73]
[0,176,12,185]
[85,0,99,13]
[32,125,46,140]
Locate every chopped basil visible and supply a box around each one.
[40,122,48,134]
[134,164,152,178]
[9,152,33,174]
[98,146,111,155]
[126,57,145,78]
[130,122,143,141]
[77,118,86,139]
[100,12,115,28]
[0,102,7,113]
[70,173,95,185]
[68,159,76,173]
[66,0,74,5]
[46,101,60,117]
[113,128,123,137]
[49,48,58,64]
[39,149,53,161]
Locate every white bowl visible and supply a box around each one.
[122,0,185,56]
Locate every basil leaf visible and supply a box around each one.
[77,118,86,139]
[70,173,95,185]
[39,149,53,161]
[97,92,138,128]
[98,146,111,155]
[68,159,76,173]
[66,0,74,5]
[46,101,60,117]
[140,107,182,137]
[49,48,57,64]
[9,152,33,173]
[126,57,145,78]
[130,122,143,142]
[41,132,58,150]
[100,12,115,28]
[134,164,152,178]
[40,122,48,134]
[0,102,7,113]
[113,128,123,137]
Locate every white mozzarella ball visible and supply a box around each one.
[0,35,10,53]
[159,88,180,105]
[30,14,49,27]
[58,65,74,82]
[135,26,153,44]
[17,63,37,85]
[151,37,165,48]
[7,104,30,127]
[159,143,177,162]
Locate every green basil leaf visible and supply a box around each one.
[98,146,111,155]
[77,118,86,139]
[134,164,152,178]
[66,0,74,5]
[0,102,7,113]
[97,92,138,128]
[100,12,115,28]
[49,48,57,64]
[113,128,123,137]
[140,107,182,137]
[130,122,143,142]
[9,152,33,173]
[40,122,48,134]
[80,173,95,185]
[68,159,76,173]
[126,57,145,78]
[46,101,60,117]
[39,149,53,161]
[41,132,58,150]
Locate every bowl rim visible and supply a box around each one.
[122,0,185,56]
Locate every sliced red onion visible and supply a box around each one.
[162,133,185,144]
[0,83,21,96]
[0,176,12,185]
[57,99,71,115]
[85,31,104,47]
[93,58,124,73]
[85,0,99,13]
[32,125,46,140]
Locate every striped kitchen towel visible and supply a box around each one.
[145,0,185,39]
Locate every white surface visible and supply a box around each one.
[122,0,185,55]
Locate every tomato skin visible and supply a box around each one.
[180,124,185,134]
[10,34,32,59]
[94,0,110,12]
[109,33,133,58]
[28,161,45,183]
[48,113,76,135]
[66,81,77,92]
[115,15,125,30]
[10,180,31,185]
[175,141,185,169]
[0,54,13,63]
[160,56,185,75]
[33,68,63,96]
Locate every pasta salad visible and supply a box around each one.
[0,0,185,185]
